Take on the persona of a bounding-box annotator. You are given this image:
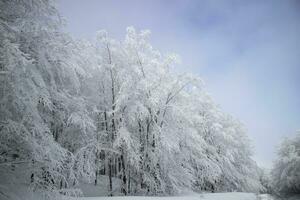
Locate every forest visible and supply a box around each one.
[0,1,299,200]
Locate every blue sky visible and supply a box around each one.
[58,0,300,168]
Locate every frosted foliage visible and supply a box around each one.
[272,131,300,194]
[0,0,264,198]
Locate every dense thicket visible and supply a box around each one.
[271,131,300,195]
[0,0,263,198]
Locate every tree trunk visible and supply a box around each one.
[128,167,131,194]
[108,157,113,196]
[120,153,127,195]
[30,159,34,183]
[95,170,98,185]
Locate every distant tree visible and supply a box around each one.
[259,168,273,194]
[272,131,300,195]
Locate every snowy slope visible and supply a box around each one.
[79,193,269,200]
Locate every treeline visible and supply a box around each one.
[0,0,263,198]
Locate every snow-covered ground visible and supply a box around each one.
[79,193,275,200]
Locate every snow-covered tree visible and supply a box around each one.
[272,131,300,195]
[0,0,94,198]
[0,1,264,198]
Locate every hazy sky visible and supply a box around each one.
[58,0,300,168]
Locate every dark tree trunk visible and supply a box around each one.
[108,157,113,196]
[128,168,131,194]
[120,153,127,195]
